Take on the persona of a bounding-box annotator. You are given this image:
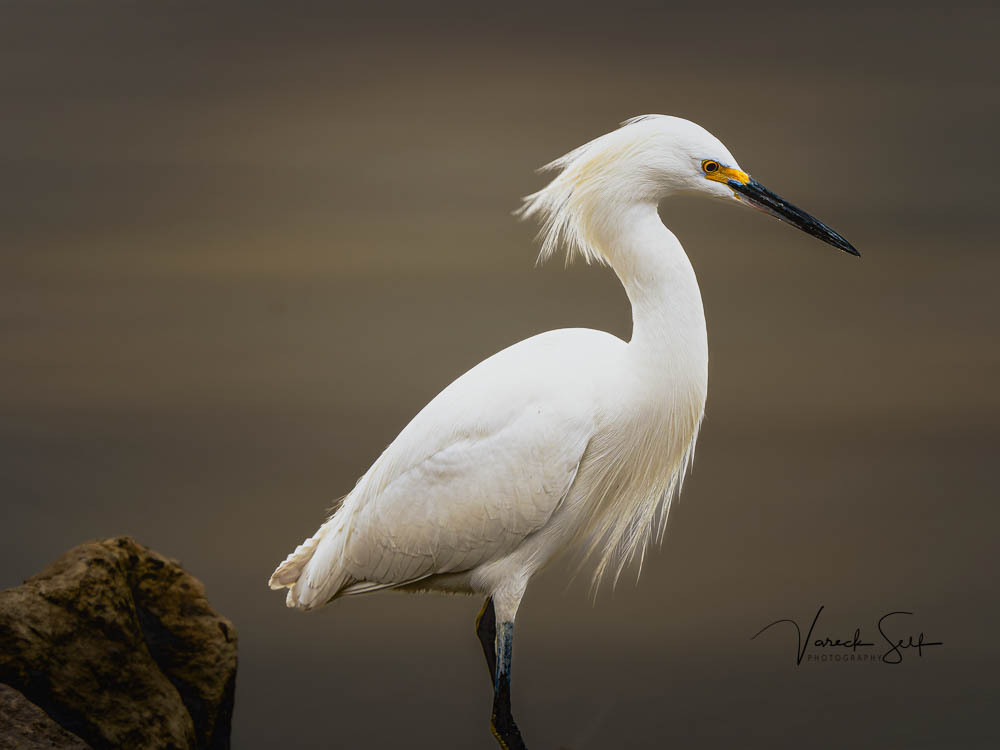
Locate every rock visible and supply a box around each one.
[0,683,91,749]
[0,537,237,750]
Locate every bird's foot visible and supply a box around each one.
[490,709,527,750]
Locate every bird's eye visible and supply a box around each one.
[702,160,720,174]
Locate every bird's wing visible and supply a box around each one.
[336,333,605,589]
[271,329,622,609]
[343,399,592,586]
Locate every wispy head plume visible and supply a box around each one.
[516,116,666,266]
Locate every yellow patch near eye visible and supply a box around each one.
[705,165,750,186]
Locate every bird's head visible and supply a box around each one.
[519,114,859,264]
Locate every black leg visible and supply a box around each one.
[475,597,497,688]
[489,621,527,750]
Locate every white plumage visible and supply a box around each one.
[269,114,857,749]
[270,116,719,611]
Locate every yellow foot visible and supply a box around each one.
[490,713,527,750]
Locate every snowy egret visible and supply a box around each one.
[269,115,858,749]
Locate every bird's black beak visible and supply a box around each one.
[728,177,860,257]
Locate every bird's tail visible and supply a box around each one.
[268,510,353,611]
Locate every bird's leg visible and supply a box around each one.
[475,596,497,688]
[490,619,527,750]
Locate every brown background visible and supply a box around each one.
[1,1,997,748]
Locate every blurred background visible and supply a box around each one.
[1,1,997,747]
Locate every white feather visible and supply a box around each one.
[270,115,742,609]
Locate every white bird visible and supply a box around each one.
[269,115,858,749]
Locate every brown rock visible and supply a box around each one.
[0,537,237,750]
[0,683,91,749]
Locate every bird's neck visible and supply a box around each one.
[598,202,708,383]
